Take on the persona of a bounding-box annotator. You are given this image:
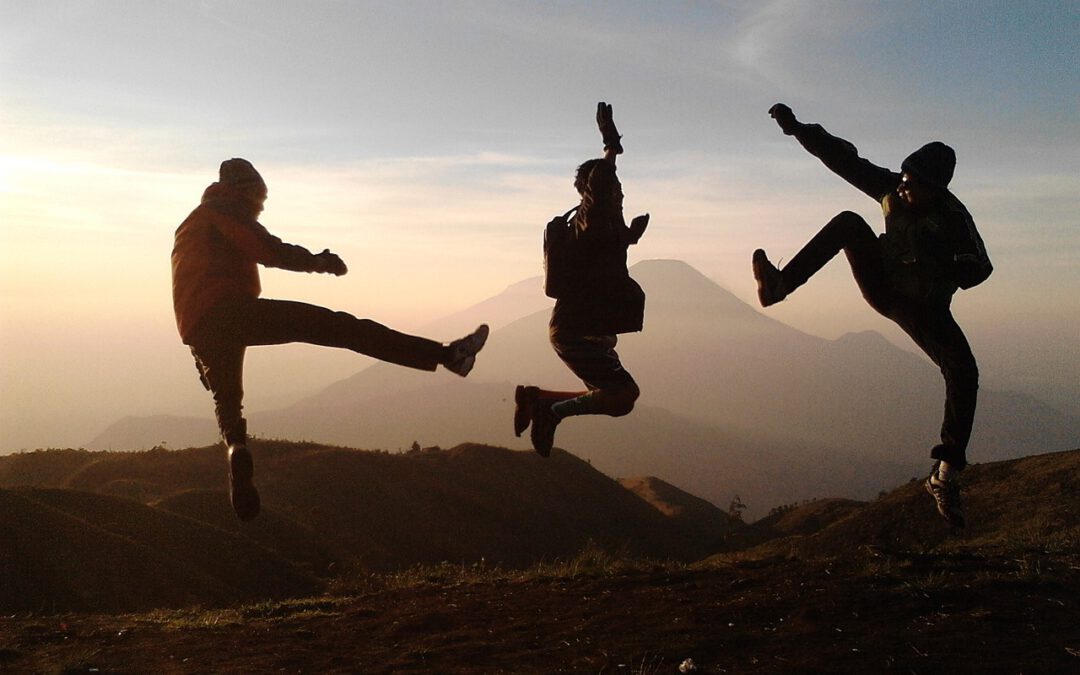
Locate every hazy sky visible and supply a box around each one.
[1,1,1077,451]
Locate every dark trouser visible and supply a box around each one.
[545,331,640,418]
[550,332,638,393]
[188,298,444,446]
[781,211,978,469]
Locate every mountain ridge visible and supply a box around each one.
[83,260,1080,516]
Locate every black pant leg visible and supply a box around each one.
[891,302,979,469]
[188,297,447,444]
[190,341,248,446]
[233,298,444,371]
[783,211,892,312]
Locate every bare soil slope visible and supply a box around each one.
[1,548,1076,673]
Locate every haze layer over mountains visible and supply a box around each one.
[91,260,1080,515]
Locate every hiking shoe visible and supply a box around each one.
[925,469,965,528]
[514,385,539,437]
[228,444,261,521]
[752,249,787,307]
[443,324,490,377]
[530,399,560,457]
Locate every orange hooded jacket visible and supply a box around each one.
[171,182,323,343]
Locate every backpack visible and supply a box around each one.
[949,198,993,290]
[543,205,579,299]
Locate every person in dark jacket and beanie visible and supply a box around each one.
[173,158,488,520]
[514,103,650,456]
[753,104,992,528]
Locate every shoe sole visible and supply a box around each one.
[752,249,779,307]
[466,324,490,356]
[446,324,490,377]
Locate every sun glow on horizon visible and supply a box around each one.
[1,1,1077,451]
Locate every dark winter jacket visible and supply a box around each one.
[791,123,992,303]
[545,206,645,337]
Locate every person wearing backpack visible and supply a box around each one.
[513,103,650,457]
[752,104,992,528]
[172,158,489,520]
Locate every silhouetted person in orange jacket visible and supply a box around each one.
[172,159,488,520]
[753,104,992,527]
[514,103,649,456]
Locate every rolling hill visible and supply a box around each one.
[0,487,319,613]
[2,442,1078,634]
[0,441,742,612]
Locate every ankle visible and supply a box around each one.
[936,461,956,482]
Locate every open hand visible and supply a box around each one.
[628,213,649,243]
[597,101,623,154]
[769,103,799,135]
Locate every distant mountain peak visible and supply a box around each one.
[631,258,718,283]
[630,258,760,317]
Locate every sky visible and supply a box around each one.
[1,0,1077,451]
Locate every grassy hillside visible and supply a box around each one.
[0,441,745,613]
[1,446,1078,672]
[0,488,318,613]
[721,448,1080,561]
[2,526,1077,673]
[3,442,1078,619]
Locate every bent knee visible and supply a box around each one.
[831,210,867,229]
[607,383,640,417]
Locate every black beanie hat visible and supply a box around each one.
[901,142,955,190]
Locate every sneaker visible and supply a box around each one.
[752,249,787,307]
[530,398,560,457]
[925,467,965,528]
[514,385,539,437]
[443,324,490,377]
[228,444,261,521]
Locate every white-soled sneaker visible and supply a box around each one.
[443,324,489,377]
[925,466,965,528]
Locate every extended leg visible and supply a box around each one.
[231,298,446,370]
[907,304,976,528]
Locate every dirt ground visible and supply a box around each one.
[3,549,1078,674]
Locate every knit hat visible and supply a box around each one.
[901,142,955,190]
[219,158,265,188]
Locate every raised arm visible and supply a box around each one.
[770,103,899,201]
[596,101,623,166]
[592,102,648,244]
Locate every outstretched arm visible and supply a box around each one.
[218,215,348,276]
[770,103,899,201]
